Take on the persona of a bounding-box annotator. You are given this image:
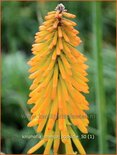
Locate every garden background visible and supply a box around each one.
[1,1,116,154]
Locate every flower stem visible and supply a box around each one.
[92,2,108,153]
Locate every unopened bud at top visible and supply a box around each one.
[55,3,67,12]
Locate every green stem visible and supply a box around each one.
[92,2,108,153]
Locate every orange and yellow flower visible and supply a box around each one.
[27,3,89,154]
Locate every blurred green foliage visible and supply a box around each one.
[1,1,116,154]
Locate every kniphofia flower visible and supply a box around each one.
[27,3,89,154]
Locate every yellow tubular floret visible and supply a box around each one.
[53,121,60,154]
[27,139,46,154]
[58,26,62,37]
[45,14,56,20]
[53,64,58,88]
[62,30,70,42]
[68,126,86,154]
[58,38,63,50]
[63,12,76,18]
[37,106,50,132]
[65,138,74,154]
[57,80,62,109]
[43,131,54,154]
[58,58,66,79]
[43,19,55,26]
[60,76,69,101]
[61,119,69,143]
[60,91,68,115]
[47,101,57,130]
[60,53,71,69]
[27,117,38,127]
[63,18,77,26]
[53,20,59,28]
[52,31,58,46]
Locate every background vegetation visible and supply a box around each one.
[1,1,116,154]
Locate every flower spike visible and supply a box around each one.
[27,3,89,154]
